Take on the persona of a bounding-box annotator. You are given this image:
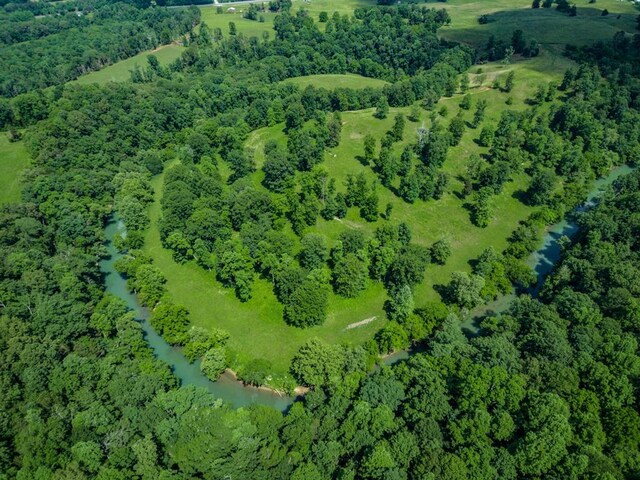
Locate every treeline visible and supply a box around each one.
[0,3,199,97]
[171,5,469,82]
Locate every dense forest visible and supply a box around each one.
[0,0,199,96]
[1,0,640,478]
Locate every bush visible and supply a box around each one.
[200,347,228,380]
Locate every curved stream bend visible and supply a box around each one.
[102,165,634,406]
[100,217,294,411]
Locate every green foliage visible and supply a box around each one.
[332,253,368,298]
[299,233,329,270]
[0,5,199,97]
[200,347,228,380]
[374,96,389,119]
[445,271,486,309]
[151,302,191,345]
[430,239,452,265]
[284,269,330,327]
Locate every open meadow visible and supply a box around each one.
[0,134,29,205]
[72,43,185,85]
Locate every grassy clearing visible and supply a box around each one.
[284,74,389,90]
[149,63,545,374]
[144,162,386,375]
[0,133,29,205]
[199,6,278,38]
[73,44,185,85]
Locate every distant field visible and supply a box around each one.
[284,74,389,90]
[73,44,184,85]
[199,6,278,38]
[0,134,29,205]
[440,0,639,53]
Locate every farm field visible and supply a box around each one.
[72,44,185,85]
[440,0,639,51]
[0,134,29,205]
[199,6,278,37]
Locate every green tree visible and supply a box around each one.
[430,239,452,265]
[200,347,227,380]
[363,134,376,165]
[299,234,328,270]
[504,71,515,93]
[478,125,495,147]
[472,99,488,128]
[460,94,472,110]
[386,284,414,322]
[527,168,556,205]
[228,21,237,35]
[151,302,190,345]
[446,271,485,309]
[390,113,406,141]
[409,104,421,122]
[376,321,409,354]
[448,112,466,146]
[374,96,389,119]
[285,101,306,131]
[284,270,330,327]
[333,253,368,298]
[515,393,572,476]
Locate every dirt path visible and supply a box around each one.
[345,316,377,330]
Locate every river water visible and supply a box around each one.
[385,164,635,363]
[101,165,633,407]
[100,217,294,411]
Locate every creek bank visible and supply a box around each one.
[102,165,634,407]
[100,215,295,411]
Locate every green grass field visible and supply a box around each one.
[0,134,29,205]
[146,59,546,374]
[440,0,639,54]
[199,6,278,38]
[73,44,185,85]
[284,74,389,90]
[141,0,640,375]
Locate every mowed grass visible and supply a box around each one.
[144,163,386,375]
[284,74,389,90]
[440,0,639,54]
[73,44,185,85]
[0,134,29,205]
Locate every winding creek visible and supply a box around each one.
[101,165,634,409]
[100,217,295,411]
